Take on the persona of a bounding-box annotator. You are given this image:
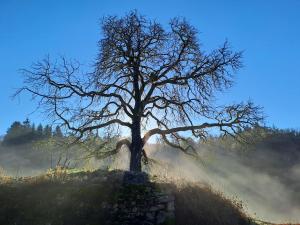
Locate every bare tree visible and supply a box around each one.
[17,11,263,172]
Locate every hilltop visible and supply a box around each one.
[0,168,254,225]
[2,168,298,225]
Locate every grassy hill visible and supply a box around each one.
[0,169,255,225]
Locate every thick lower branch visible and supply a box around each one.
[142,121,236,144]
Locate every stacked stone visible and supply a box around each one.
[111,172,175,225]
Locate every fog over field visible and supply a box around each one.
[152,149,300,223]
[1,127,300,224]
[110,140,300,223]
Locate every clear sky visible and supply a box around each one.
[1,0,300,135]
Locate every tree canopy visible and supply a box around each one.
[17,11,263,171]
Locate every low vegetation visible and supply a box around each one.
[0,168,253,225]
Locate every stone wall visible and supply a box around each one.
[111,183,175,225]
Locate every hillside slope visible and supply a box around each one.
[0,169,254,225]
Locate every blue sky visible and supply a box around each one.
[0,0,300,134]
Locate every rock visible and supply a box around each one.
[150,206,158,211]
[146,212,155,220]
[101,202,108,208]
[167,201,175,211]
[166,211,175,219]
[156,211,167,224]
[123,171,149,185]
[157,195,174,203]
[157,204,165,210]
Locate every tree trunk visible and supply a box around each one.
[129,118,143,172]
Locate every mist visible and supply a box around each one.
[1,134,300,224]
[0,143,90,177]
[154,148,299,223]
[109,143,300,224]
[0,146,49,177]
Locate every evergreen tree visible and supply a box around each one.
[31,123,36,133]
[44,125,52,138]
[3,121,28,145]
[54,126,63,138]
[23,118,34,140]
[23,118,31,129]
[37,124,43,138]
[2,120,57,145]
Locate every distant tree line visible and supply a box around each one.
[2,119,63,146]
